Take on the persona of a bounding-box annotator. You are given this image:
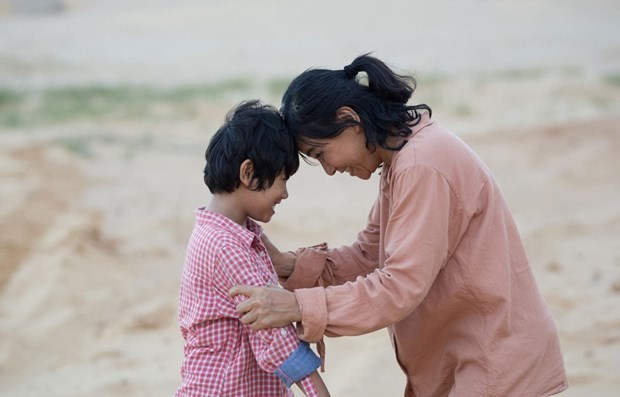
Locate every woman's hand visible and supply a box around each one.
[229,285,302,330]
[261,233,296,278]
[271,251,297,278]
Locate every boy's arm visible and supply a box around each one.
[214,245,324,391]
[264,338,321,390]
[296,371,330,397]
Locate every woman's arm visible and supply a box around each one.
[263,194,383,291]
[294,166,458,339]
[232,165,464,341]
[319,195,383,285]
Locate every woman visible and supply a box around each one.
[230,54,568,396]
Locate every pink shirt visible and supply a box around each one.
[177,209,319,396]
[285,115,568,396]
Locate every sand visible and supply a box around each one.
[1,1,619,396]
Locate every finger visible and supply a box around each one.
[236,298,255,314]
[250,318,268,331]
[229,284,257,299]
[311,242,328,251]
[239,312,258,325]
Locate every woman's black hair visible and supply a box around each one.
[281,53,431,155]
[203,100,299,194]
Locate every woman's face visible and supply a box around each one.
[297,126,383,180]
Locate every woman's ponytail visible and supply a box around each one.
[346,53,414,104]
[282,53,430,152]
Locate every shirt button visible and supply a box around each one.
[280,328,287,336]
[260,251,266,258]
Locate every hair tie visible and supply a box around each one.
[343,64,357,79]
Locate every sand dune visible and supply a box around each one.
[1,114,618,396]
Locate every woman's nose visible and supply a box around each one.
[320,160,336,176]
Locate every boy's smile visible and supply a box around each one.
[245,173,289,223]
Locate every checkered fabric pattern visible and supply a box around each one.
[176,208,318,397]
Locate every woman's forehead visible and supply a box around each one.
[297,137,328,152]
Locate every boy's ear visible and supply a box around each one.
[239,159,255,188]
[336,106,360,123]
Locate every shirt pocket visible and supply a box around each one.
[247,255,279,286]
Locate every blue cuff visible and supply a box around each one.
[274,341,321,387]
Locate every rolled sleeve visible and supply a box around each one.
[274,341,321,387]
[294,287,328,342]
[282,247,328,291]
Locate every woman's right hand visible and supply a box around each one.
[229,285,302,330]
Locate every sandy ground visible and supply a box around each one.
[1,1,619,396]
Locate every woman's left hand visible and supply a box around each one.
[260,234,296,278]
[229,285,302,330]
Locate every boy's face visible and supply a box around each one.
[245,173,290,223]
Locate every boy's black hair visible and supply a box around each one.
[281,53,432,156]
[203,100,299,194]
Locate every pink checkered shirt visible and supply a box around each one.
[176,208,319,397]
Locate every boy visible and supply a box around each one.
[176,100,329,397]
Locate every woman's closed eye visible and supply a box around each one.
[306,148,321,159]
[303,146,323,162]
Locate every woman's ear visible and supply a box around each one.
[239,159,255,188]
[336,106,360,123]
[336,106,362,135]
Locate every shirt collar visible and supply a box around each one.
[381,112,434,194]
[411,111,433,135]
[195,207,263,248]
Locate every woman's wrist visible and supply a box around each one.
[289,290,302,322]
